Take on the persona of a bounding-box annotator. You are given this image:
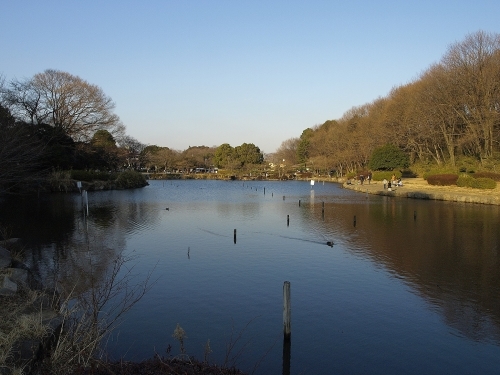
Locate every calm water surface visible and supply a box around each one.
[2,180,500,374]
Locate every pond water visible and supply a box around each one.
[2,180,500,374]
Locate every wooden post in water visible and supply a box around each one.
[299,200,301,207]
[353,215,356,227]
[283,195,285,201]
[414,210,417,220]
[282,337,291,375]
[287,215,290,226]
[264,187,265,195]
[283,281,291,341]
[233,229,237,244]
[83,190,89,216]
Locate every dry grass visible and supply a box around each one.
[1,247,155,375]
[402,177,500,196]
[0,289,49,374]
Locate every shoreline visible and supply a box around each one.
[342,177,500,206]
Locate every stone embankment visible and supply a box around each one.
[343,178,500,205]
[0,239,62,374]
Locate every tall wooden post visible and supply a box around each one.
[283,281,291,340]
[282,337,291,375]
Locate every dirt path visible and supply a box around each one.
[343,177,500,205]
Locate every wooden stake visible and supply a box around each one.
[283,281,291,340]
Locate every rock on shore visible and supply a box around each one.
[0,239,62,374]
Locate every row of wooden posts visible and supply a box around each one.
[243,183,419,221]
[241,184,420,371]
[233,212,384,234]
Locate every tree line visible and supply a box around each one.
[141,142,264,174]
[0,70,265,193]
[273,31,500,175]
[2,31,498,193]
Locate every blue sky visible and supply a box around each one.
[1,1,499,154]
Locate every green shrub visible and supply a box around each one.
[70,170,116,181]
[401,169,417,178]
[427,174,458,186]
[115,170,148,189]
[473,177,496,189]
[457,175,496,189]
[346,172,356,179]
[456,174,474,188]
[368,144,409,171]
[372,170,401,181]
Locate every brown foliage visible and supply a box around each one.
[426,174,459,186]
[472,171,500,181]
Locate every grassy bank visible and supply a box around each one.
[48,170,149,192]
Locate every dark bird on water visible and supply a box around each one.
[165,208,169,210]
[326,241,334,247]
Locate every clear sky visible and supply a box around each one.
[1,1,499,154]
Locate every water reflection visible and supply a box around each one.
[1,181,500,374]
[302,197,500,344]
[0,195,77,248]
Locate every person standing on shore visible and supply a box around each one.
[383,178,388,189]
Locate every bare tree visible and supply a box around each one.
[1,78,48,125]
[47,252,155,374]
[117,135,146,169]
[2,69,123,142]
[441,31,500,162]
[275,137,299,166]
[149,147,179,172]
